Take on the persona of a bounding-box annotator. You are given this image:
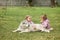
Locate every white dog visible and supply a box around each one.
[18,24,53,33]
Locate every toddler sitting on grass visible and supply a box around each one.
[40,14,53,32]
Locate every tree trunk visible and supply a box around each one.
[51,0,55,7]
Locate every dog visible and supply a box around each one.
[13,23,53,33]
[19,24,53,33]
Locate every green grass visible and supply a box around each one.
[0,7,60,40]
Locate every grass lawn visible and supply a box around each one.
[0,7,60,40]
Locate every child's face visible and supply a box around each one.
[27,17,31,22]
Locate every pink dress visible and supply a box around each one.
[42,19,50,29]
